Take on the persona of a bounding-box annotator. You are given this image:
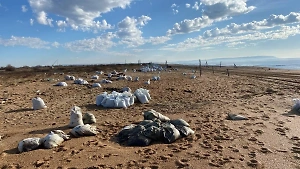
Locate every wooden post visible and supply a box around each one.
[199,59,202,77]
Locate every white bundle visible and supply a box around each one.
[152,76,158,81]
[114,97,127,108]
[70,124,98,137]
[32,97,47,110]
[74,78,89,85]
[55,82,68,86]
[83,112,97,124]
[134,77,139,81]
[124,69,127,73]
[95,71,103,75]
[133,69,136,72]
[134,88,151,104]
[42,131,65,149]
[91,75,99,79]
[65,75,75,80]
[145,79,150,85]
[121,87,132,93]
[18,137,42,153]
[100,79,112,84]
[96,92,108,106]
[191,75,196,79]
[126,76,132,81]
[107,73,112,78]
[292,98,300,111]
[101,96,116,108]
[69,106,84,128]
[92,83,102,88]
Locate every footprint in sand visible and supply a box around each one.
[175,159,190,168]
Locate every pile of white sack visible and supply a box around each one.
[292,98,300,113]
[54,82,68,86]
[96,91,135,108]
[96,88,151,108]
[74,78,89,85]
[18,106,98,153]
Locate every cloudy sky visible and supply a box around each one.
[0,0,300,67]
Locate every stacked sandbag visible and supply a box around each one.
[42,130,70,149]
[92,83,101,88]
[54,82,68,86]
[134,88,151,104]
[117,110,194,146]
[32,97,47,110]
[69,106,84,128]
[17,130,70,153]
[65,75,75,80]
[100,79,112,84]
[96,91,135,108]
[70,124,98,137]
[91,75,99,79]
[74,78,88,85]
[83,112,96,124]
[18,137,42,153]
[292,98,300,113]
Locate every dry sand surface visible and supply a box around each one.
[0,65,300,169]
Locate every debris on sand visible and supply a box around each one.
[227,113,249,120]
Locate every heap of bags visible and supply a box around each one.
[18,106,98,153]
[117,109,194,146]
[74,78,89,85]
[95,88,151,108]
[292,98,300,113]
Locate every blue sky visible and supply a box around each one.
[0,0,300,67]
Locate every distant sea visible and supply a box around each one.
[174,56,300,70]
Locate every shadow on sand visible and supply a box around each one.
[282,108,300,116]
[28,125,70,135]
[4,147,19,154]
[5,108,33,114]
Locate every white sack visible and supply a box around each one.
[83,112,97,124]
[55,82,67,86]
[70,124,98,137]
[96,92,108,106]
[91,75,99,79]
[92,83,102,88]
[32,97,47,110]
[18,137,42,153]
[69,106,84,128]
[292,98,300,111]
[42,132,65,149]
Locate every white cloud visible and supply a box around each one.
[21,5,28,12]
[173,9,179,15]
[192,2,201,10]
[186,4,191,8]
[37,11,53,26]
[64,32,116,51]
[167,16,214,35]
[30,18,34,25]
[29,0,132,32]
[171,3,177,8]
[163,25,300,51]
[52,42,60,48]
[0,36,50,49]
[201,0,255,19]
[148,36,171,45]
[117,15,151,47]
[203,12,300,38]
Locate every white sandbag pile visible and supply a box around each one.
[117,110,194,146]
[152,76,160,81]
[191,75,196,79]
[83,112,97,124]
[69,106,84,128]
[134,88,151,104]
[92,83,102,88]
[126,76,132,81]
[54,82,68,86]
[74,78,89,85]
[96,91,135,108]
[65,75,75,80]
[95,71,103,75]
[134,77,139,81]
[17,130,70,153]
[32,97,47,110]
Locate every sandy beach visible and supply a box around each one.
[0,65,300,169]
